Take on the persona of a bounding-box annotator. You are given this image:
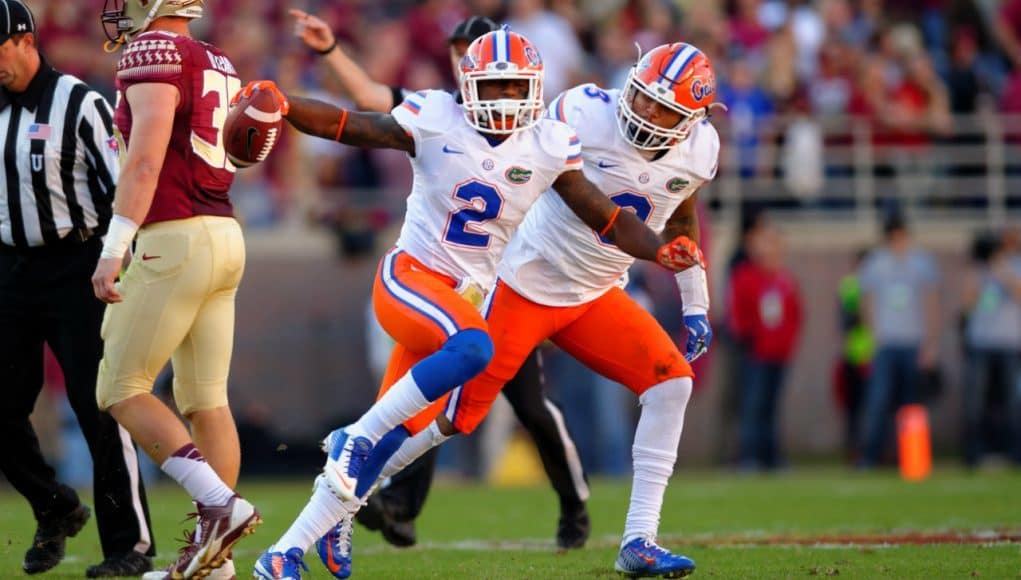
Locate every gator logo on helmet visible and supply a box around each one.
[666,177,689,193]
[690,78,714,102]
[637,54,652,73]
[505,166,533,184]
[461,54,477,70]
[524,45,541,67]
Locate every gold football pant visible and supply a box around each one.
[96,215,245,416]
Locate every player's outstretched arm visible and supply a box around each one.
[233,81,414,153]
[286,96,414,153]
[552,170,703,271]
[290,9,396,113]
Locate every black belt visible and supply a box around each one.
[0,228,99,257]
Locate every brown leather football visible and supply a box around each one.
[224,88,283,168]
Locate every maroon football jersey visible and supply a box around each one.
[114,31,242,225]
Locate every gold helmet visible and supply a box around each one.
[102,0,203,45]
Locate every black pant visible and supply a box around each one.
[0,238,155,557]
[380,349,588,521]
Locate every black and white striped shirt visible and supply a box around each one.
[0,60,117,248]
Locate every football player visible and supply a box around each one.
[92,1,262,578]
[292,9,592,556]
[244,29,704,579]
[445,42,719,578]
[289,42,721,579]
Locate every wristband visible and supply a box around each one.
[599,206,622,237]
[316,40,337,56]
[100,215,139,260]
[675,264,709,315]
[335,109,349,141]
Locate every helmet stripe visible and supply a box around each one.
[504,31,512,62]
[494,30,508,61]
[664,44,698,88]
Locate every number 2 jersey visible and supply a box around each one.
[114,31,241,226]
[498,84,720,306]
[390,90,583,292]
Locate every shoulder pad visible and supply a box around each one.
[118,32,184,83]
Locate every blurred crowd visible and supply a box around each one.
[21,0,1021,478]
[27,0,1021,225]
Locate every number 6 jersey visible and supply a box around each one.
[498,84,720,307]
[114,30,241,225]
[390,90,582,291]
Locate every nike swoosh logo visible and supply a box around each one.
[597,160,618,169]
[245,126,259,158]
[141,254,161,261]
[442,144,465,154]
[327,544,342,572]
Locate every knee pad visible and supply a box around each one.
[411,329,493,397]
[639,377,693,411]
[445,328,494,378]
[95,359,152,411]
[173,378,229,416]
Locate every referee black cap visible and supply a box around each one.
[448,16,498,45]
[0,0,35,45]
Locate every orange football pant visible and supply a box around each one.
[411,279,693,435]
[372,248,488,434]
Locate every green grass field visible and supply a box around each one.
[2,467,1019,578]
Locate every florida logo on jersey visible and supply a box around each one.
[505,166,533,185]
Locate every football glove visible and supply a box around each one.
[232,80,290,116]
[657,235,705,272]
[683,314,712,362]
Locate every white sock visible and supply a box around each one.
[274,423,451,556]
[276,475,360,554]
[160,444,235,507]
[622,378,692,547]
[347,371,429,442]
[381,422,451,481]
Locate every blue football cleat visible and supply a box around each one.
[614,537,696,578]
[253,546,308,579]
[321,428,373,500]
[316,513,354,579]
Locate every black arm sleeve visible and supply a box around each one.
[389,86,408,112]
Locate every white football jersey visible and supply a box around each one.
[499,84,720,307]
[390,90,583,291]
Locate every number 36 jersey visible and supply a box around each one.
[499,84,720,307]
[114,31,241,226]
[390,90,583,291]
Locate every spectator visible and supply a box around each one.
[507,0,585,99]
[719,57,775,177]
[834,248,875,462]
[960,231,1021,467]
[728,223,803,471]
[857,214,941,468]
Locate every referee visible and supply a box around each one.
[0,1,154,576]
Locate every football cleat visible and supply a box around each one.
[556,507,591,550]
[614,537,696,578]
[144,496,260,579]
[321,428,373,501]
[253,547,307,580]
[316,513,354,578]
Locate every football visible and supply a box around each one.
[224,88,284,168]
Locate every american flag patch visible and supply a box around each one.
[27,123,52,141]
[107,136,120,153]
